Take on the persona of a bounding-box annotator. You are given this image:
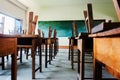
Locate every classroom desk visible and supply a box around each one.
[41,37,58,68]
[77,33,93,80]
[89,27,120,80]
[17,35,42,79]
[68,37,77,60]
[0,34,17,80]
[0,34,58,79]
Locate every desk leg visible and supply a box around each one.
[68,39,71,60]
[53,42,56,58]
[32,44,35,79]
[80,41,85,80]
[45,44,47,68]
[78,50,80,73]
[39,45,42,72]
[93,59,102,80]
[2,57,5,70]
[11,53,17,80]
[49,44,52,64]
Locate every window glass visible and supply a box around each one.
[15,19,22,34]
[4,16,15,34]
[0,14,4,34]
[0,13,22,34]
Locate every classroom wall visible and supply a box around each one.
[36,2,118,22]
[0,0,28,30]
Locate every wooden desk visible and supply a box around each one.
[17,35,42,79]
[0,34,42,79]
[77,33,93,80]
[41,37,58,68]
[89,27,120,80]
[0,34,17,80]
[68,37,77,60]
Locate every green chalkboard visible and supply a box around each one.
[38,20,87,37]
[38,20,104,37]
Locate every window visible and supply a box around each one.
[0,13,22,34]
[0,14,5,34]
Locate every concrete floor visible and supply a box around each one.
[0,49,116,80]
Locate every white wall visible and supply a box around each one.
[38,4,118,22]
[17,0,119,22]
[0,0,28,30]
[58,37,69,46]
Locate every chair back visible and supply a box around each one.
[28,12,38,35]
[72,21,78,37]
[32,15,38,35]
[48,26,52,38]
[38,29,41,37]
[42,31,44,38]
[83,10,89,33]
[112,0,120,21]
[84,3,94,33]
[53,29,57,38]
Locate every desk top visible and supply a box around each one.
[89,27,120,37]
[0,34,40,38]
[92,22,120,33]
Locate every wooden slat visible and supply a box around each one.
[73,21,78,37]
[87,3,94,33]
[92,22,120,33]
[112,0,120,21]
[32,15,38,35]
[28,12,33,35]
[89,27,120,37]
[83,10,90,33]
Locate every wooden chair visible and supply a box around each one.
[68,21,80,70]
[17,12,38,63]
[42,26,53,68]
[77,3,96,80]
[52,29,58,58]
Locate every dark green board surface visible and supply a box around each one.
[38,20,103,37]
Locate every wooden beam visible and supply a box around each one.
[112,0,120,21]
[28,12,33,35]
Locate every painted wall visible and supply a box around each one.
[38,4,118,22]
[18,0,119,22]
[0,0,28,30]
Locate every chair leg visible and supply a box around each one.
[45,44,47,68]
[2,57,5,70]
[26,48,29,60]
[39,45,42,72]
[49,44,51,64]
[20,48,22,63]
[78,49,80,73]
[71,45,74,69]
[68,45,71,60]
[7,55,9,61]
